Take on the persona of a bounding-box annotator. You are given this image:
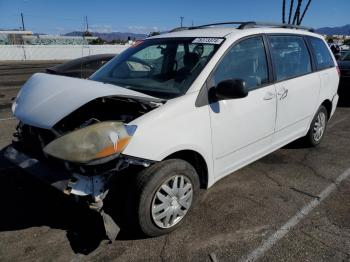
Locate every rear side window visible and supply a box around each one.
[212,36,269,91]
[268,35,312,81]
[309,37,335,70]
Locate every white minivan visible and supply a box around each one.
[5,22,339,239]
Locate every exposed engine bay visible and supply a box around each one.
[13,95,161,169]
[53,96,161,134]
[9,94,162,240]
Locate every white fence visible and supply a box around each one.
[0,45,129,61]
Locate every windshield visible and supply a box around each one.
[90,38,223,99]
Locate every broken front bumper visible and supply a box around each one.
[3,145,120,240]
[4,146,71,192]
[4,146,108,202]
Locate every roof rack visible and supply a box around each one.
[170,21,314,32]
[240,21,315,32]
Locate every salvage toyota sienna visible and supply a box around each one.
[5,22,339,239]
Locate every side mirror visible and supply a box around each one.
[215,79,248,100]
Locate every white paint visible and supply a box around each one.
[125,28,338,188]
[0,45,128,61]
[10,27,339,189]
[239,167,350,262]
[210,84,276,178]
[12,73,159,129]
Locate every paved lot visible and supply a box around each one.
[0,63,350,262]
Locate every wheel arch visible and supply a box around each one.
[321,99,332,120]
[164,150,209,189]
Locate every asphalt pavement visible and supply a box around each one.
[0,62,349,262]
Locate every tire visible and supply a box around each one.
[135,159,200,237]
[303,105,328,147]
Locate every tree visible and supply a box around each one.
[292,0,302,25]
[288,0,294,24]
[83,31,92,37]
[89,37,105,45]
[149,31,160,37]
[283,0,313,25]
[298,0,312,25]
[282,0,286,23]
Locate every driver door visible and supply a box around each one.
[208,36,277,178]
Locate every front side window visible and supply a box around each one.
[211,36,269,91]
[91,38,222,99]
[309,37,335,70]
[269,35,312,81]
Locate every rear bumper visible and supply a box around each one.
[3,146,71,193]
[331,94,339,118]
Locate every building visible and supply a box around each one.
[0,30,98,45]
[0,30,33,45]
[22,35,98,45]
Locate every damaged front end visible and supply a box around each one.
[5,73,163,240]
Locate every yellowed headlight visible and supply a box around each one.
[43,121,135,163]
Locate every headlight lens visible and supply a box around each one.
[43,121,136,163]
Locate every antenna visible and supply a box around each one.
[180,16,184,28]
[21,13,25,31]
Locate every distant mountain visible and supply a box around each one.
[316,24,350,35]
[64,31,147,41]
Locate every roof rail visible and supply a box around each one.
[169,27,191,33]
[240,21,314,32]
[190,21,251,29]
[169,21,314,32]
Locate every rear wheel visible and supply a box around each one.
[304,105,328,147]
[135,159,199,236]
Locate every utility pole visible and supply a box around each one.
[180,16,184,28]
[21,13,25,31]
[85,15,89,32]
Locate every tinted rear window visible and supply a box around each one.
[268,35,312,81]
[309,37,335,70]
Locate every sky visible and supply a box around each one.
[0,0,349,35]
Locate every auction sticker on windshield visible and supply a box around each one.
[192,38,224,44]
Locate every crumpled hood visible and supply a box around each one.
[13,73,159,129]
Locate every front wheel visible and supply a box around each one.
[135,159,200,237]
[304,105,328,147]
